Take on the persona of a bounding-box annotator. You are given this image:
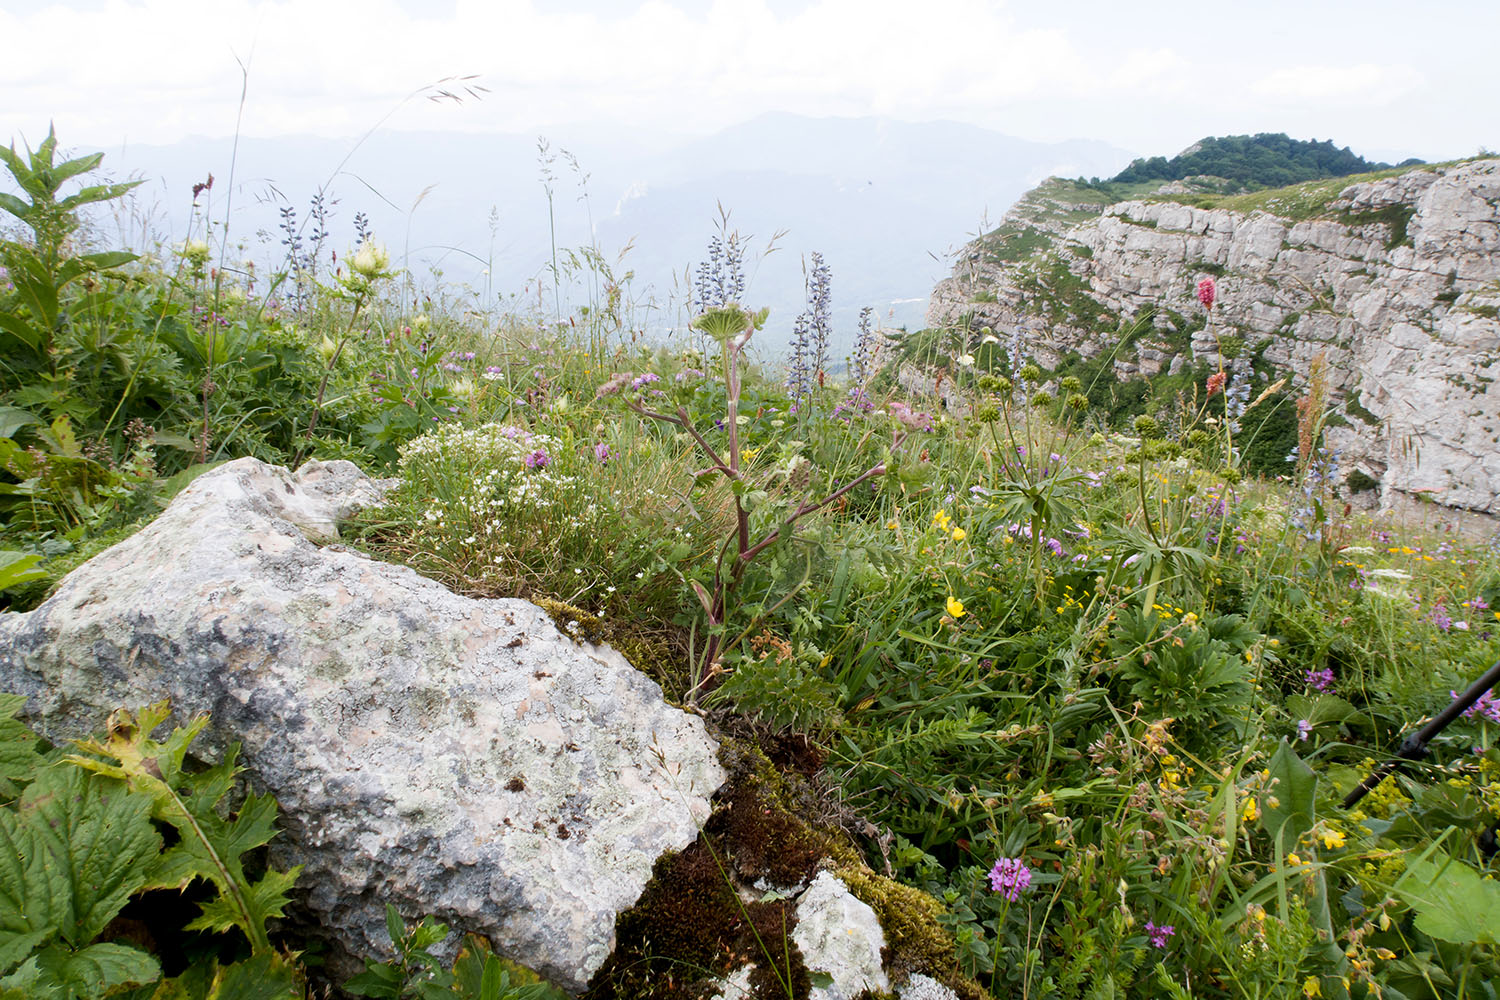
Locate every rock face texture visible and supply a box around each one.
[928,160,1500,516]
[0,458,725,993]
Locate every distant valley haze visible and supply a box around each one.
[95,115,1138,357]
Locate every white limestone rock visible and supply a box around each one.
[928,159,1500,519]
[0,457,726,993]
[793,872,891,1000]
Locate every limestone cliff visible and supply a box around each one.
[927,160,1500,516]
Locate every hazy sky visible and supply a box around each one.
[2,0,1496,163]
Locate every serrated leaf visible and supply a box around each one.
[69,706,296,954]
[183,867,300,938]
[3,765,160,950]
[1396,855,1500,945]
[208,952,301,1000]
[1259,741,1317,851]
[50,941,160,999]
[0,694,41,801]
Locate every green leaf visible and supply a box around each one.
[0,311,44,353]
[7,941,160,1000]
[0,694,42,802]
[0,553,46,595]
[7,765,161,948]
[1259,740,1317,851]
[75,251,136,271]
[68,705,297,955]
[0,408,41,440]
[1396,854,1500,945]
[0,194,28,221]
[207,953,301,1000]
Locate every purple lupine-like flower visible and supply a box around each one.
[1145,921,1175,948]
[1297,719,1313,741]
[987,857,1032,901]
[1455,688,1500,725]
[524,449,551,469]
[1306,667,1334,693]
[594,442,611,464]
[629,373,661,391]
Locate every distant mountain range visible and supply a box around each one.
[90,115,1136,357]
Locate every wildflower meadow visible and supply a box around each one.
[2,129,1499,999]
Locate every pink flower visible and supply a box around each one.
[1196,277,1216,309]
[1206,371,1227,396]
[987,857,1032,901]
[524,449,551,469]
[594,442,611,464]
[1145,921,1175,948]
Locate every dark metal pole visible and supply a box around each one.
[1342,658,1500,810]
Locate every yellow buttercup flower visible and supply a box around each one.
[950,528,967,542]
[946,596,965,618]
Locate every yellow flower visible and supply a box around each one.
[946,596,965,618]
[950,528,967,542]
[932,510,951,529]
[1320,828,1346,850]
[1242,797,1260,822]
[1303,976,1323,998]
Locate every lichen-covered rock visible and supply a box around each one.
[928,160,1500,519]
[792,872,890,1000]
[0,457,725,993]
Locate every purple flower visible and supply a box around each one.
[1306,667,1334,693]
[594,442,611,464]
[1428,604,1453,631]
[987,857,1032,901]
[1455,688,1500,725]
[1297,719,1312,741]
[1145,921,1175,949]
[524,449,551,469]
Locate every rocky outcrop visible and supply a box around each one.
[929,160,1500,516]
[0,457,726,993]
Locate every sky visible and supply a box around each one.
[2,0,1497,164]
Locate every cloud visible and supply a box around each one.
[0,0,1090,144]
[1251,63,1426,104]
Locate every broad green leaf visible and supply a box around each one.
[0,552,47,595]
[76,251,136,271]
[22,941,159,999]
[1259,741,1317,851]
[0,312,43,353]
[0,194,28,221]
[1396,854,1500,945]
[45,153,105,188]
[14,765,161,947]
[0,408,41,440]
[0,694,42,801]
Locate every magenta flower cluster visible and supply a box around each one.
[1145,921,1175,949]
[524,449,551,469]
[1196,277,1216,309]
[987,857,1032,901]
[1305,667,1334,693]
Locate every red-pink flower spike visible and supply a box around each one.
[1206,371,1227,396]
[1197,277,1216,309]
